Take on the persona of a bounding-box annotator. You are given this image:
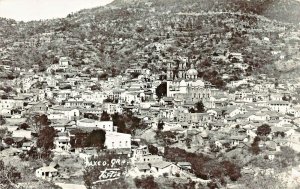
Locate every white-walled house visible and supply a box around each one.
[77,118,113,132]
[12,130,32,139]
[48,107,80,121]
[54,133,71,151]
[82,91,108,104]
[35,166,58,179]
[105,132,131,149]
[268,101,291,114]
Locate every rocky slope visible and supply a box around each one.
[0,0,299,80]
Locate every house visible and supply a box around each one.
[133,161,179,177]
[77,119,113,132]
[103,103,123,114]
[268,101,290,114]
[48,107,80,121]
[22,142,34,152]
[64,100,93,109]
[132,145,150,162]
[177,162,192,171]
[150,161,179,177]
[35,166,58,179]
[136,155,163,163]
[54,132,71,151]
[229,135,247,147]
[28,102,48,113]
[266,151,278,161]
[12,130,32,139]
[105,132,131,150]
[59,57,69,69]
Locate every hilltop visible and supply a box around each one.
[0,0,299,82]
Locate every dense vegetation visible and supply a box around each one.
[0,0,299,81]
[164,147,241,185]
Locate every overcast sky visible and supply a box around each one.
[0,0,114,21]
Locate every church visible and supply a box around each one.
[165,57,209,98]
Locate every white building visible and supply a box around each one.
[268,101,290,114]
[35,166,58,180]
[54,134,71,151]
[77,118,114,132]
[59,57,69,69]
[105,132,131,149]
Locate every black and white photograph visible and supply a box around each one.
[0,0,300,188]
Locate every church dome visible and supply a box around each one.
[186,64,198,78]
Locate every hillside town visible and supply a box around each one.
[1,52,300,188]
[1,0,300,189]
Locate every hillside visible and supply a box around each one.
[112,0,300,23]
[0,0,299,82]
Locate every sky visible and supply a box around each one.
[0,0,114,21]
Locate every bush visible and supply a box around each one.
[134,176,159,189]
[256,124,271,136]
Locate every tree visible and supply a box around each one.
[155,82,167,99]
[4,138,14,146]
[250,136,261,155]
[91,85,101,91]
[189,108,196,113]
[148,144,158,155]
[0,160,21,188]
[256,124,271,136]
[157,121,164,131]
[84,113,99,120]
[134,175,159,189]
[98,73,108,80]
[0,116,6,125]
[103,98,114,103]
[238,173,288,189]
[131,72,141,79]
[222,160,241,181]
[84,129,106,148]
[278,146,297,167]
[195,101,205,113]
[32,114,50,133]
[100,111,110,121]
[37,126,56,152]
[19,123,29,130]
[111,113,130,134]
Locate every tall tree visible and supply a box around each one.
[37,126,56,152]
[157,121,164,131]
[84,130,106,148]
[195,101,205,113]
[100,111,110,121]
[155,82,167,100]
[32,114,50,133]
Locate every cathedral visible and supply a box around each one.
[166,58,208,98]
[166,58,198,81]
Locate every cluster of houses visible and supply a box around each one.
[1,55,300,181]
